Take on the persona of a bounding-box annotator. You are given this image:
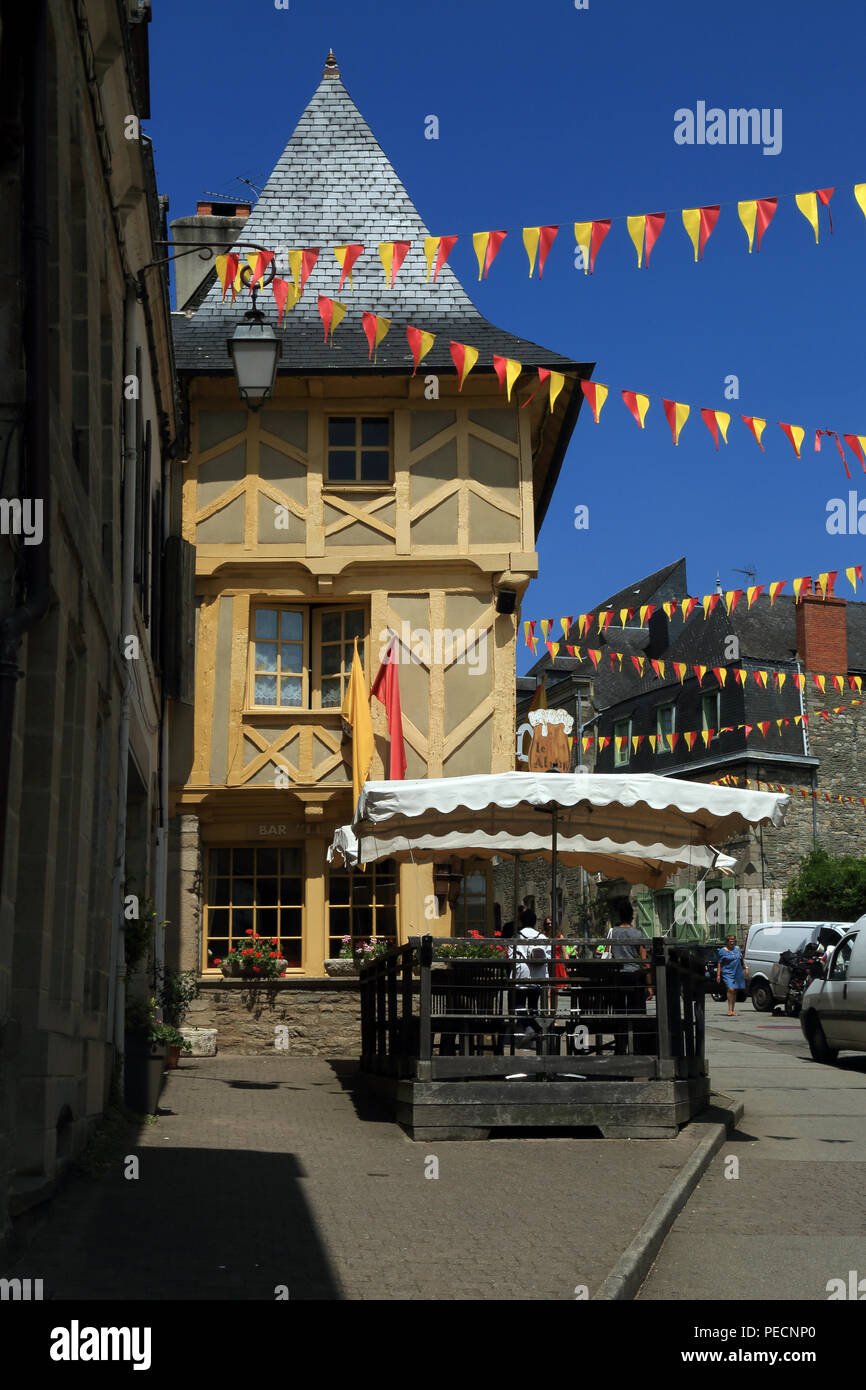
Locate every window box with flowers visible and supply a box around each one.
[323,936,393,976]
[216,931,289,979]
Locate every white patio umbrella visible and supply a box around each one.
[345,770,787,918]
[327,823,738,890]
[352,771,788,848]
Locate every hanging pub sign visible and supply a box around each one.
[527,708,574,772]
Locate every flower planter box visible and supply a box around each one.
[220,959,288,979]
[324,959,360,978]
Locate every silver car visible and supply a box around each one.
[800,922,866,1062]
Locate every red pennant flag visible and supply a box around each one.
[817,187,835,233]
[622,390,650,429]
[473,229,507,279]
[335,244,363,293]
[406,325,435,376]
[587,649,600,669]
[780,422,805,458]
[370,637,407,781]
[644,212,665,264]
[755,196,778,251]
[224,252,240,301]
[272,277,292,325]
[362,311,391,362]
[843,435,866,472]
[682,204,720,260]
[663,399,690,445]
[296,248,319,296]
[535,224,559,277]
[742,416,767,452]
[449,341,479,392]
[431,235,458,282]
[580,380,609,424]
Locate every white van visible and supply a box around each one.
[744,921,851,1012]
[800,923,866,1062]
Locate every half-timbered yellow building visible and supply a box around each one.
[168,52,589,986]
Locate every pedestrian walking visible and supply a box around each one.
[716,933,748,1016]
[609,900,653,1053]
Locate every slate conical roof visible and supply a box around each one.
[172,54,587,377]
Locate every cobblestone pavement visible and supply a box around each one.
[3,1056,710,1301]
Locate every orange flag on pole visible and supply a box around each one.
[622,390,650,428]
[682,205,720,261]
[370,637,407,781]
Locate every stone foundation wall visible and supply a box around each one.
[187,978,362,1056]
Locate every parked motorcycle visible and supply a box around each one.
[778,946,825,1017]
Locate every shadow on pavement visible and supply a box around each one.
[2,1147,343,1300]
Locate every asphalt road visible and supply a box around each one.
[638,999,866,1300]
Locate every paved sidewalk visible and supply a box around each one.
[638,1015,866,1300]
[4,1056,713,1301]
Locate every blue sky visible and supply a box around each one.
[148,0,866,675]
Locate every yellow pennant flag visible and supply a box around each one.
[340,637,374,814]
[215,254,230,299]
[815,674,827,693]
[548,371,566,414]
[288,248,303,289]
[620,608,630,627]
[738,200,758,252]
[649,735,657,752]
[715,411,730,443]
[499,357,522,402]
[423,236,438,282]
[795,191,820,242]
[847,566,860,593]
[856,184,866,222]
[816,571,830,599]
[632,735,640,755]
[523,226,540,276]
[777,673,786,692]
[793,577,807,602]
[379,242,395,284]
[573,221,592,275]
[682,207,702,261]
[627,215,646,267]
[328,301,347,341]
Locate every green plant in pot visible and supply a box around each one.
[155,966,200,1064]
[123,997,168,1115]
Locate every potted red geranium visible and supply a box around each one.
[218,931,288,978]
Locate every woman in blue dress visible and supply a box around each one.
[716,934,749,1016]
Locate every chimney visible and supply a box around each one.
[169,200,253,310]
[795,579,847,674]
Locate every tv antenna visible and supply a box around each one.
[733,564,757,585]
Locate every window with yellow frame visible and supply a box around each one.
[248,605,367,710]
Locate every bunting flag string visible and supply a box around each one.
[575,371,864,474]
[220,183,866,303]
[580,697,865,767]
[714,772,866,809]
[219,257,866,469]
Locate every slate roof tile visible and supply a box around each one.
[173,61,586,378]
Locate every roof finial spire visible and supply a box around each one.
[323,49,340,79]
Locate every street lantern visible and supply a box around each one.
[227,261,281,410]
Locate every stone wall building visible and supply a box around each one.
[168,52,590,1048]
[517,560,866,941]
[0,0,185,1248]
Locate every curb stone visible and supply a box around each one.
[593,1093,744,1300]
